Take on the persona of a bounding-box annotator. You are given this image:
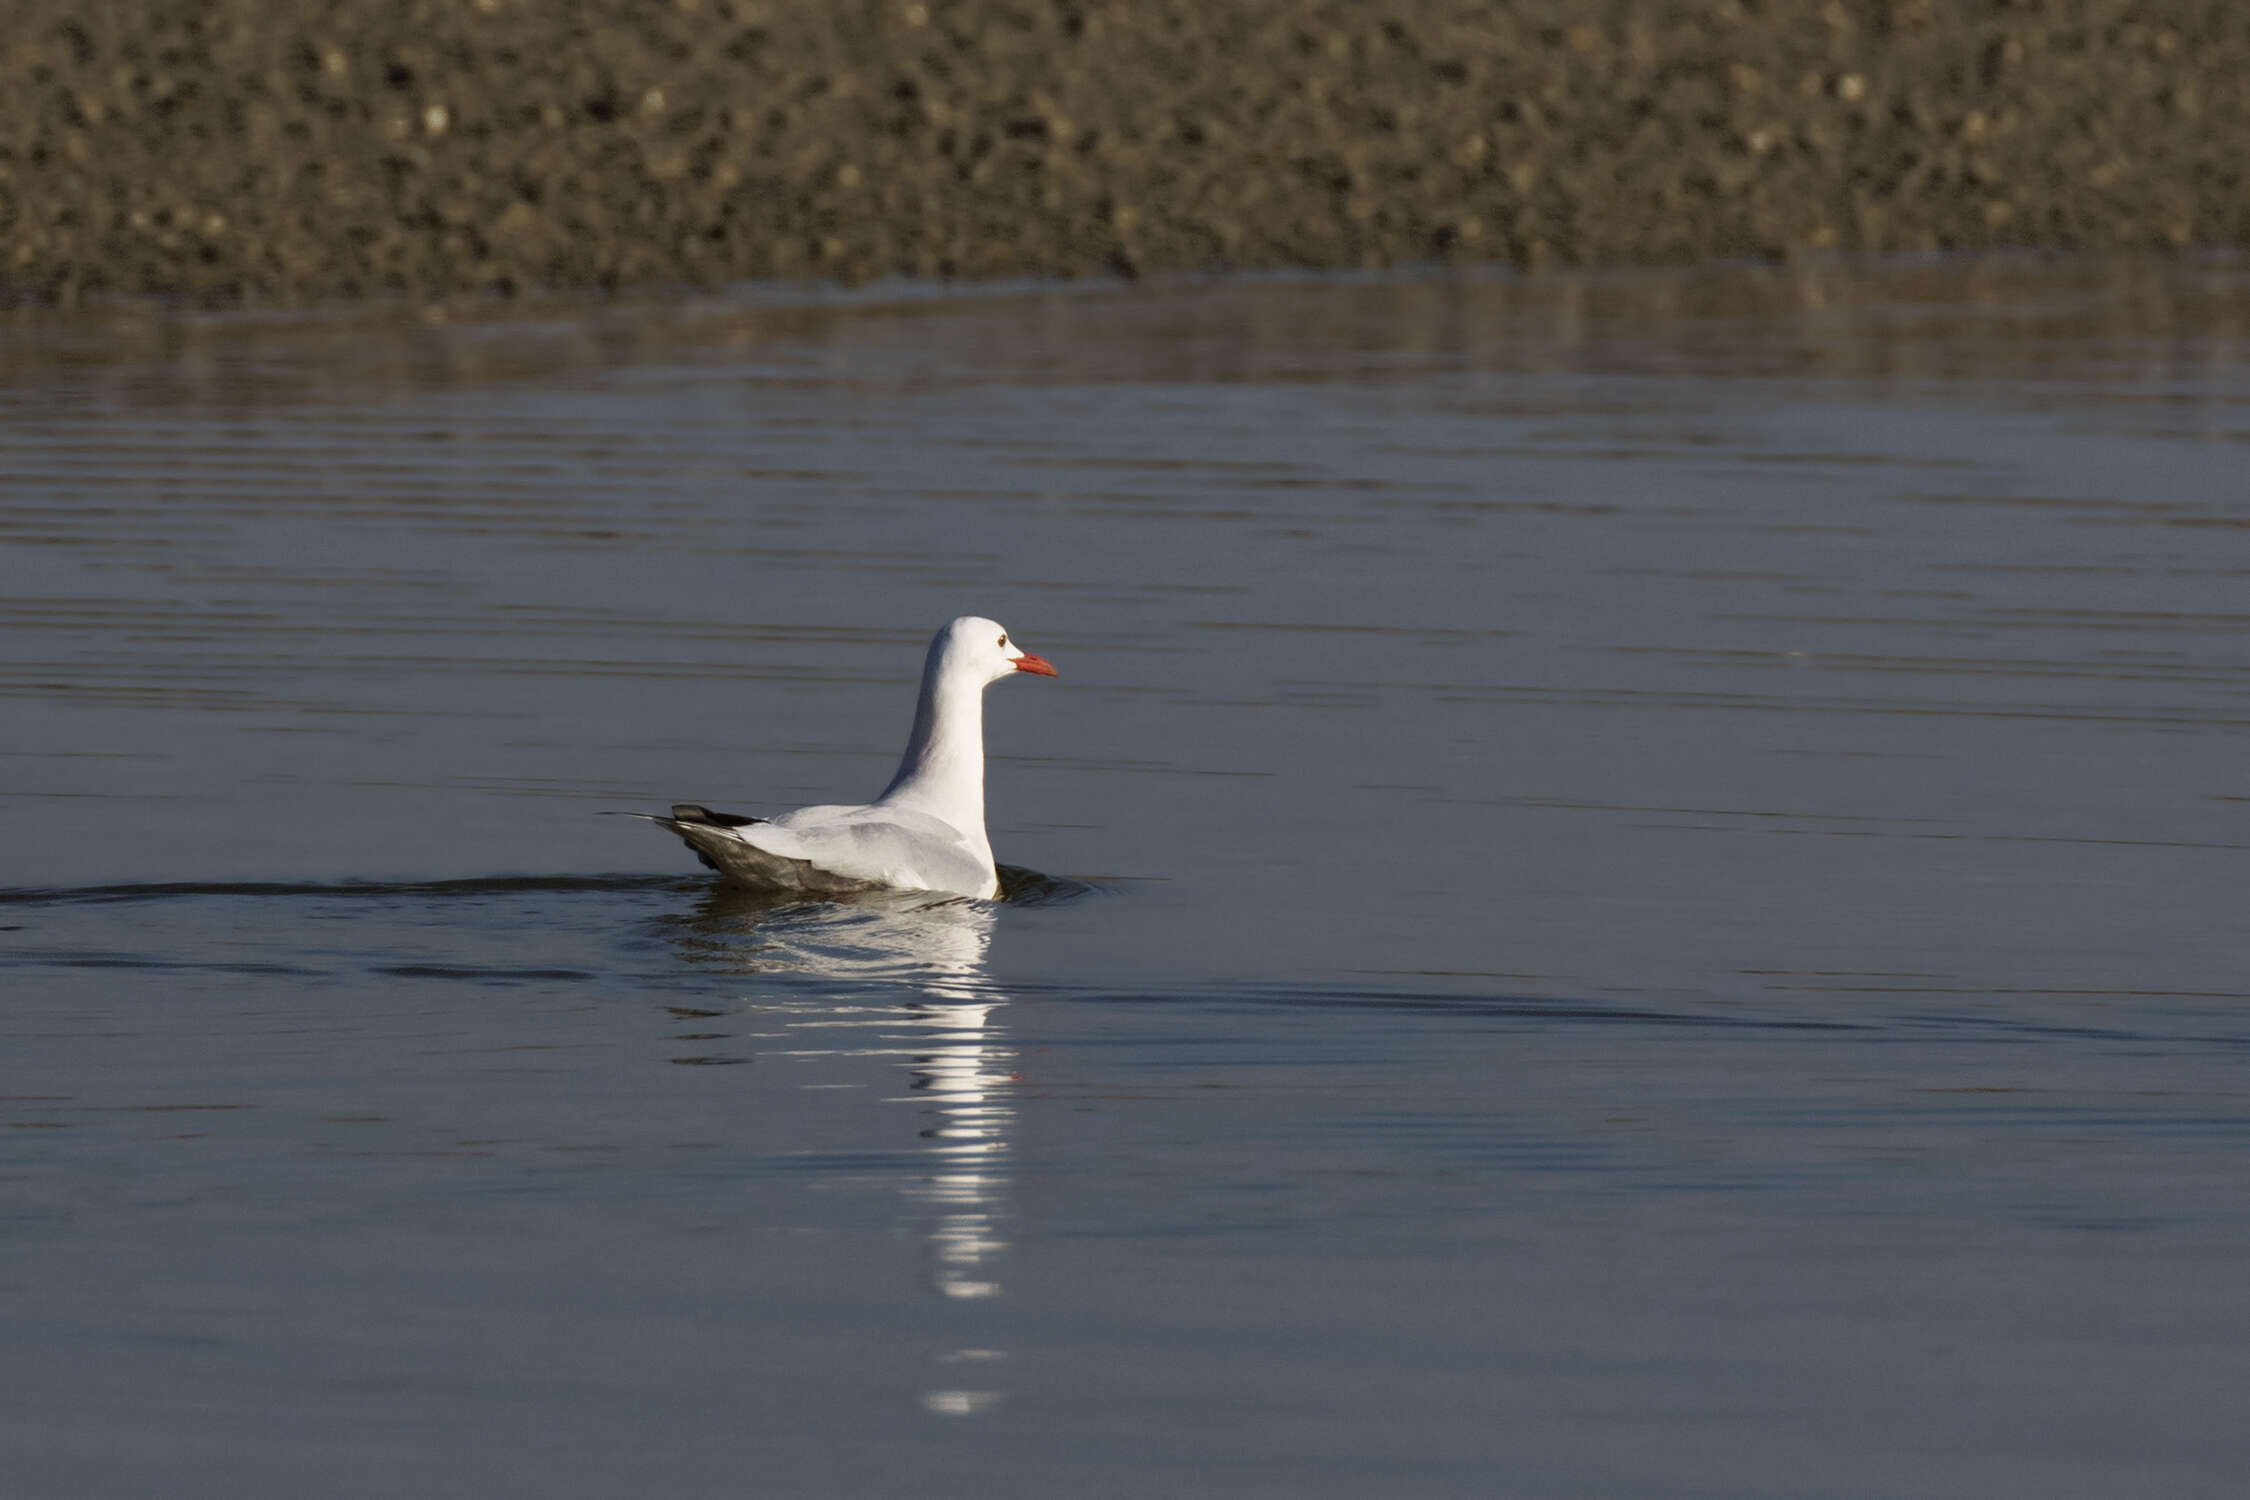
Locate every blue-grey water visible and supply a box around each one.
[5,258,2250,1498]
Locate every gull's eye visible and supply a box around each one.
[997,634,1008,647]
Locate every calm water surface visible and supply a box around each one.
[5,259,2250,1497]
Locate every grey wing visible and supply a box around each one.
[635,806,870,894]
[774,809,994,890]
[642,803,993,897]
[764,805,996,898]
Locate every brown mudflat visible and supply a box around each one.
[3,0,2247,307]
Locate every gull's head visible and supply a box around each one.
[934,615,1058,686]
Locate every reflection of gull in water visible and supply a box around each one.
[670,883,999,993]
[908,990,1009,1302]
[668,884,1013,1410]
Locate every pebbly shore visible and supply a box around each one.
[2,1,2245,306]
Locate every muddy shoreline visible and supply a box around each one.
[3,1,2245,307]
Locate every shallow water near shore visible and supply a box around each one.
[6,258,2250,1498]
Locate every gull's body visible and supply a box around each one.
[644,617,1056,900]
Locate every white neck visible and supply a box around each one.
[877,648,988,839]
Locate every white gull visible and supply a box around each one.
[643,616,1057,899]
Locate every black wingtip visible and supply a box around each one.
[669,803,764,828]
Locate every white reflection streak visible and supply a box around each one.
[899,906,1011,1308]
[691,891,1014,1416]
[891,904,1012,1414]
[911,997,1009,1301]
